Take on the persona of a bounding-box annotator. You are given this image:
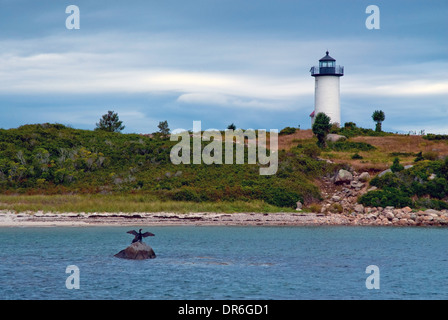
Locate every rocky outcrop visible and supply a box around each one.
[114,241,156,260]
[333,207,448,226]
[318,168,448,226]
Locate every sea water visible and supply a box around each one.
[0,226,446,300]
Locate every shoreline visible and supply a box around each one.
[0,210,447,227]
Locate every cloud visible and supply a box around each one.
[177,93,280,109]
[0,32,312,107]
[0,28,447,132]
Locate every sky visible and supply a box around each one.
[0,0,447,134]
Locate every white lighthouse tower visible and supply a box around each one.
[310,51,344,127]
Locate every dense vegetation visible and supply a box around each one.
[0,123,338,209]
[334,122,392,138]
[279,127,297,135]
[423,134,448,141]
[359,158,448,209]
[327,141,376,152]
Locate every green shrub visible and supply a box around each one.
[414,151,424,162]
[307,203,322,213]
[263,187,302,208]
[329,123,341,134]
[423,134,448,141]
[329,203,343,213]
[414,198,448,210]
[338,126,391,138]
[312,113,331,148]
[364,158,448,209]
[279,127,297,135]
[302,144,321,159]
[328,141,375,152]
[390,157,404,173]
[422,151,439,161]
[171,188,201,202]
[344,122,357,129]
[351,153,363,160]
[358,188,412,208]
[389,152,416,157]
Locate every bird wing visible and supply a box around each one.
[142,232,155,237]
[127,230,138,236]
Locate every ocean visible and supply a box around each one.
[0,226,447,300]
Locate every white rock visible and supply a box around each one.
[326,134,347,142]
[358,172,371,182]
[334,169,353,184]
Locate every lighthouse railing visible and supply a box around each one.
[310,65,344,76]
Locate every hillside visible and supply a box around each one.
[0,124,339,211]
[278,128,448,211]
[279,129,448,172]
[1,124,447,213]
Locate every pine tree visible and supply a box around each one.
[157,120,170,138]
[95,111,125,133]
[312,112,331,148]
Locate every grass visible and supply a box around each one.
[0,194,295,214]
[314,135,448,172]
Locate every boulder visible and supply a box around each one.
[115,241,156,260]
[402,206,413,214]
[326,134,347,142]
[385,211,395,220]
[378,169,392,178]
[424,209,440,216]
[354,204,364,213]
[334,169,353,184]
[358,172,371,182]
[350,181,364,189]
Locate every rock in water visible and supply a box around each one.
[114,242,156,260]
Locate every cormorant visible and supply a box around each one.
[127,229,155,243]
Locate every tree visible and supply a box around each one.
[157,120,170,138]
[344,122,357,129]
[95,111,125,133]
[414,151,424,163]
[312,112,331,148]
[372,110,385,132]
[227,123,236,130]
[390,157,404,173]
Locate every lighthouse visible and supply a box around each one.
[310,51,344,127]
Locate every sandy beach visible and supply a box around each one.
[0,211,334,227]
[1,209,447,227]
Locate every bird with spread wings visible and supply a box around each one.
[127,229,155,244]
